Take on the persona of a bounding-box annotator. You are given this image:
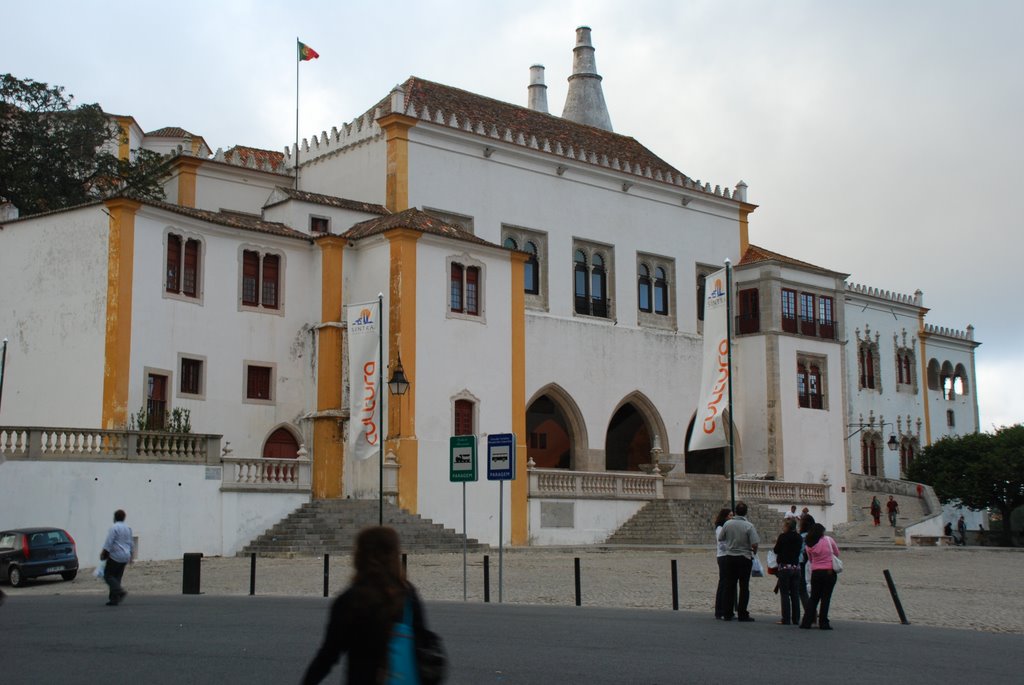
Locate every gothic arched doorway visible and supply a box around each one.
[263,427,300,458]
[526,395,574,468]
[605,403,651,471]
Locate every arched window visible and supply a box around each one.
[448,261,482,317]
[860,343,876,390]
[637,264,652,312]
[263,427,300,458]
[861,434,879,476]
[503,237,517,250]
[450,263,464,312]
[899,439,915,476]
[574,250,589,314]
[591,254,607,317]
[524,241,539,295]
[654,267,668,315]
[798,359,825,409]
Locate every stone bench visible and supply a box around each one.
[910,535,953,546]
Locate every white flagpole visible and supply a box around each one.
[294,37,300,190]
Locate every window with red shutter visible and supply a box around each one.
[262,254,279,309]
[465,266,479,315]
[450,263,464,312]
[781,288,797,333]
[166,234,181,293]
[454,399,474,435]
[737,288,759,334]
[246,365,272,400]
[809,365,823,409]
[242,251,259,306]
[799,293,816,336]
[180,358,202,395]
[818,296,834,339]
[183,239,199,297]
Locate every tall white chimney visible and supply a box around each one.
[561,26,612,131]
[528,64,549,113]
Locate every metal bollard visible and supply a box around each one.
[483,555,490,603]
[883,569,911,625]
[323,554,330,598]
[182,552,203,595]
[249,553,256,596]
[671,559,679,611]
[574,557,581,607]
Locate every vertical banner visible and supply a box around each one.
[347,301,381,460]
[690,268,730,451]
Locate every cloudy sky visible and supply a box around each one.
[5,0,1021,429]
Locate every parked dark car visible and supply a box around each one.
[0,528,79,587]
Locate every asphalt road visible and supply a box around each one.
[1,594,1020,683]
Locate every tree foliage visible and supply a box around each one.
[0,73,166,215]
[908,424,1024,545]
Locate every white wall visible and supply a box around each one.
[528,499,645,545]
[0,460,306,561]
[0,207,109,427]
[193,164,290,214]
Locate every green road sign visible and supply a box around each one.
[450,435,478,482]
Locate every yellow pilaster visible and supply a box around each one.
[509,252,529,545]
[101,198,141,429]
[115,117,132,161]
[385,229,421,512]
[919,312,932,445]
[175,157,202,208]
[313,237,347,499]
[739,203,756,255]
[377,113,417,213]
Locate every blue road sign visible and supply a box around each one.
[487,433,516,480]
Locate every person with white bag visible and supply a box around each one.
[799,523,841,630]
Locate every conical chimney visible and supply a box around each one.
[528,64,549,113]
[561,26,612,131]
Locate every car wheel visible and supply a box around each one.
[61,570,78,581]
[9,566,24,587]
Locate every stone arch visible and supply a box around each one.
[262,423,302,458]
[941,361,955,399]
[953,363,970,396]
[526,384,588,470]
[927,358,941,390]
[603,391,669,472]
[683,411,737,475]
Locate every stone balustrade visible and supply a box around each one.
[0,426,220,465]
[529,467,663,500]
[221,455,311,492]
[735,479,830,504]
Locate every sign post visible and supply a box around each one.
[487,433,516,603]
[450,435,477,601]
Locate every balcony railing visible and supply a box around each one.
[221,455,311,492]
[0,426,220,465]
[529,467,663,500]
[735,479,830,504]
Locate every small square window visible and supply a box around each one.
[180,357,204,397]
[310,216,330,234]
[244,363,275,403]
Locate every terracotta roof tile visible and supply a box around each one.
[341,207,500,248]
[268,187,389,215]
[223,146,287,172]
[141,198,310,241]
[145,126,197,138]
[739,244,844,276]
[378,78,697,191]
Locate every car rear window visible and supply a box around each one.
[0,533,17,549]
[28,530,71,547]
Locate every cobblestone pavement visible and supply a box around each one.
[7,546,1022,634]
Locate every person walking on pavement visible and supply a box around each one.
[957,515,967,546]
[100,509,133,606]
[869,496,882,526]
[799,523,841,630]
[717,501,760,622]
[886,496,899,527]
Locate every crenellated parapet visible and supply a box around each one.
[286,77,744,203]
[166,146,289,175]
[282,108,385,169]
[923,323,975,341]
[846,282,924,307]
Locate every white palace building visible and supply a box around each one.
[0,28,980,560]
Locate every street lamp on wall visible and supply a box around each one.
[847,421,899,451]
[380,356,411,525]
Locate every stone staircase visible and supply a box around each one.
[605,499,786,545]
[240,499,488,557]
[832,488,929,545]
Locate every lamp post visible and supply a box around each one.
[846,421,899,451]
[382,356,410,525]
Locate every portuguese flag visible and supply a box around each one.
[298,41,319,61]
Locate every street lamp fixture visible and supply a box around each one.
[847,421,899,451]
[388,357,410,396]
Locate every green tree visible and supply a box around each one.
[1,73,166,215]
[908,424,1024,546]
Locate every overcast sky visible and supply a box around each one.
[4,0,1021,429]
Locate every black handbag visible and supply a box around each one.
[416,628,447,685]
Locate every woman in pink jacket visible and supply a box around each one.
[799,522,840,630]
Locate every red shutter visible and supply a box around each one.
[247,366,271,400]
[454,399,473,435]
[166,234,181,293]
[781,288,797,333]
[242,251,259,306]
[738,288,760,334]
[262,254,279,309]
[183,239,199,297]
